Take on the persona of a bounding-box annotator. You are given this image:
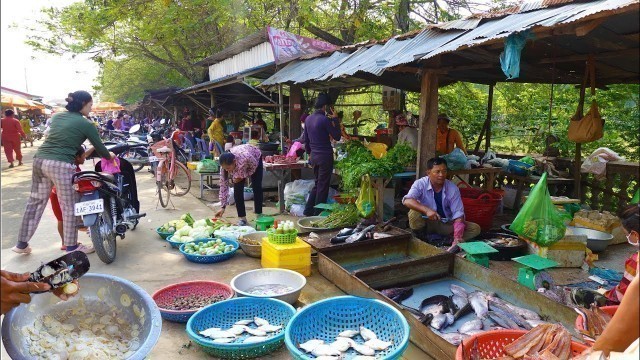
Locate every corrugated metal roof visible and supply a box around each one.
[259,0,638,87]
[195,30,268,67]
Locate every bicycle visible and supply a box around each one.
[151,138,192,208]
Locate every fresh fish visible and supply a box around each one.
[245,327,267,336]
[420,295,451,316]
[253,317,269,327]
[431,313,454,330]
[352,343,376,356]
[488,311,520,330]
[228,325,247,336]
[487,296,541,321]
[360,326,377,341]
[400,305,434,325]
[526,320,550,328]
[441,332,469,346]
[462,329,485,336]
[459,318,483,334]
[213,338,235,344]
[469,293,489,319]
[199,328,235,339]
[450,284,469,298]
[299,339,324,353]
[235,319,252,325]
[257,324,283,333]
[243,336,267,344]
[311,344,342,357]
[453,303,473,321]
[364,338,393,350]
[380,287,414,303]
[338,329,359,338]
[451,294,469,311]
[330,337,353,352]
[488,300,531,330]
[337,227,355,236]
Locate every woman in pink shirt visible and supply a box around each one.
[1,109,26,168]
[215,144,263,226]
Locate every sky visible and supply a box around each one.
[0,0,99,103]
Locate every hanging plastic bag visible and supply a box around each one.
[286,141,304,158]
[101,157,121,174]
[365,142,388,159]
[581,147,624,180]
[631,189,639,205]
[356,174,375,218]
[441,148,468,170]
[510,173,567,247]
[499,30,533,80]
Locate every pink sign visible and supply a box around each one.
[267,26,338,65]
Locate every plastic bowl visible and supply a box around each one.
[297,216,330,231]
[566,226,613,252]
[2,273,162,360]
[285,296,410,360]
[156,227,174,240]
[231,268,306,305]
[166,234,211,249]
[237,231,267,258]
[152,280,235,323]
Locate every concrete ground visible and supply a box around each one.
[0,142,429,359]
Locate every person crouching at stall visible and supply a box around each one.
[403,157,480,252]
[303,93,342,216]
[215,144,263,226]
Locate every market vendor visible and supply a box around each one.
[215,144,263,226]
[403,157,480,252]
[396,113,418,149]
[207,108,225,156]
[436,114,466,155]
[252,113,268,132]
[303,93,341,216]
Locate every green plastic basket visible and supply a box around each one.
[267,228,297,245]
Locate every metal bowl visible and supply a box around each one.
[566,226,613,252]
[297,216,330,231]
[2,273,162,360]
[238,231,267,258]
[230,268,306,305]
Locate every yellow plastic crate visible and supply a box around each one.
[261,259,311,277]
[261,237,311,271]
[187,161,198,170]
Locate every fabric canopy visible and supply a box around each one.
[92,101,124,111]
[1,93,45,110]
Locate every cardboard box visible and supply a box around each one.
[523,235,588,268]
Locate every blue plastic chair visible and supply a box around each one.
[195,138,209,160]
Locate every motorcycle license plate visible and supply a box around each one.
[74,199,104,216]
[148,156,159,163]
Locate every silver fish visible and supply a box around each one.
[441,332,469,346]
[487,296,541,320]
[450,284,469,298]
[487,311,519,329]
[213,338,235,344]
[488,300,531,330]
[469,293,488,319]
[338,329,359,338]
[451,295,469,311]
[360,326,377,341]
[243,336,267,344]
[352,343,376,356]
[431,313,454,330]
[330,337,353,352]
[299,339,324,353]
[257,324,283,333]
[462,329,485,336]
[244,327,267,336]
[235,319,252,325]
[311,344,342,357]
[228,325,247,336]
[364,338,393,350]
[199,328,235,339]
[459,318,483,334]
[526,319,550,328]
[422,303,448,317]
[253,317,269,327]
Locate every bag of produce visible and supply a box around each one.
[197,159,219,173]
[441,148,468,170]
[356,174,375,218]
[510,173,567,247]
[284,180,315,210]
[365,142,388,159]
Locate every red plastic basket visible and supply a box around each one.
[152,280,234,322]
[455,330,590,360]
[575,305,618,344]
[460,191,503,232]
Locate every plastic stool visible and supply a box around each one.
[256,216,275,231]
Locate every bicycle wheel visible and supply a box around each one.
[157,169,170,208]
[123,148,146,172]
[171,161,192,197]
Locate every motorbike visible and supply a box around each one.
[103,125,150,172]
[72,144,146,264]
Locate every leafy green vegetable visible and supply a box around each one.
[181,213,195,226]
[312,204,360,228]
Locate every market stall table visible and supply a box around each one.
[197,171,220,199]
[448,167,503,190]
[502,172,574,209]
[264,160,308,214]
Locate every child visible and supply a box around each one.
[50,146,94,250]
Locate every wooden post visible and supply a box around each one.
[417,70,439,178]
[289,85,303,141]
[574,143,582,198]
[278,84,285,154]
[485,84,494,153]
[210,89,216,109]
[173,106,178,126]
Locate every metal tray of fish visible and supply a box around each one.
[317,242,581,360]
[299,225,412,252]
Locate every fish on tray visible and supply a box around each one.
[379,286,414,303]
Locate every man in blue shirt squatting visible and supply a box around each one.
[402,157,481,252]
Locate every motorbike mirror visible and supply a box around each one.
[128,124,141,134]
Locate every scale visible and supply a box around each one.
[458,241,498,267]
[512,254,558,290]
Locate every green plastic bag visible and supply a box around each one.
[631,188,640,205]
[356,174,375,218]
[510,173,567,247]
[197,159,219,173]
[519,156,535,166]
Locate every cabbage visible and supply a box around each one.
[181,236,193,243]
[189,228,210,240]
[193,219,208,228]
[176,225,192,236]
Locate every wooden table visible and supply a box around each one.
[264,161,308,214]
[448,167,503,190]
[371,172,417,222]
[501,171,575,209]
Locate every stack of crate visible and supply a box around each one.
[261,237,311,276]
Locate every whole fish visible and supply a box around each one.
[462,329,485,336]
[459,318,483,334]
[488,311,520,330]
[526,319,550,328]
[401,305,434,325]
[431,313,454,330]
[489,300,531,330]
[360,326,377,341]
[364,338,393,350]
[352,343,376,356]
[338,329,359,338]
[441,332,469,346]
[299,339,324,353]
[451,294,469,311]
[450,284,469,298]
[311,344,342,357]
[243,336,267,344]
[487,296,541,321]
[380,287,414,303]
[420,295,451,316]
[469,292,489,319]
[330,337,353,352]
[454,302,473,320]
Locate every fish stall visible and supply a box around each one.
[299,229,581,359]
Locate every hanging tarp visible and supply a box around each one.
[267,26,338,65]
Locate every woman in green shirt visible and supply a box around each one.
[13,91,114,255]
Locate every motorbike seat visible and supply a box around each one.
[99,172,117,182]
